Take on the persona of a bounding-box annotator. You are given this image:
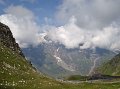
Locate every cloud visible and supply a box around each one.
[0,0,5,5]
[0,1,120,52]
[41,0,120,51]
[0,5,40,48]
[47,16,85,48]
[47,16,120,51]
[56,0,120,29]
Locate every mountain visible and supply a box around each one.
[97,53,120,76]
[0,22,24,57]
[0,22,67,89]
[23,39,116,78]
[0,22,120,89]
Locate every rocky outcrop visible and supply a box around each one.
[0,22,24,57]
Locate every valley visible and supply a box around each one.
[23,43,115,78]
[0,22,120,89]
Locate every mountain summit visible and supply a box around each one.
[0,22,24,57]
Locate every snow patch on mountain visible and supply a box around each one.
[53,55,75,72]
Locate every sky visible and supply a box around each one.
[0,0,120,51]
[0,0,61,24]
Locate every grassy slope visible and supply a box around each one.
[0,44,120,89]
[0,44,65,89]
[97,54,120,76]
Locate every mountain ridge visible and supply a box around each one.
[23,41,115,78]
[0,22,24,57]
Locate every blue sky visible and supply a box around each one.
[0,0,62,24]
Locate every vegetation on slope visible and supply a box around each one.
[65,75,88,81]
[1,44,120,89]
[0,44,61,89]
[0,22,120,89]
[97,53,120,76]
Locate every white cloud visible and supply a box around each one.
[0,5,40,48]
[47,16,85,48]
[43,0,120,51]
[56,0,120,29]
[47,16,120,51]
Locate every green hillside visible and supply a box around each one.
[1,44,120,89]
[97,53,120,76]
[0,44,58,89]
[0,22,65,89]
[0,22,120,89]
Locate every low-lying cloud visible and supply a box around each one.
[47,0,120,51]
[0,1,120,52]
[47,16,120,51]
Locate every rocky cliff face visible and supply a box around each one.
[0,22,24,57]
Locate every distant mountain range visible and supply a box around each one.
[23,39,116,78]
